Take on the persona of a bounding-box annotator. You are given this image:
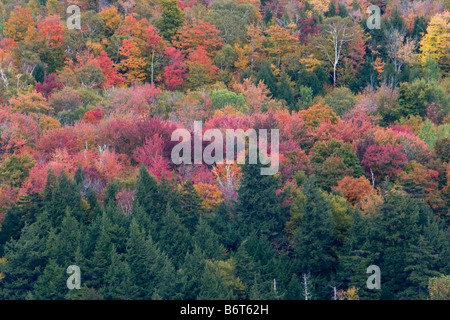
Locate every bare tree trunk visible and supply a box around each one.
[151,47,155,84]
[302,273,312,300]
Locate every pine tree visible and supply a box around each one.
[293,179,337,299]
[402,235,441,299]
[32,259,67,300]
[133,164,160,234]
[85,187,102,223]
[179,180,202,230]
[179,245,207,299]
[286,274,303,300]
[158,204,192,268]
[0,192,43,256]
[125,219,156,299]
[235,159,287,239]
[0,213,51,299]
[193,217,226,260]
[51,209,82,267]
[102,246,135,300]
[197,260,234,300]
[256,61,277,97]
[276,72,294,109]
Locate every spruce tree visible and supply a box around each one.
[125,219,157,299]
[0,212,51,299]
[74,164,85,187]
[104,180,119,208]
[44,171,84,227]
[277,72,295,110]
[402,235,441,299]
[371,192,422,299]
[293,179,337,299]
[179,180,202,230]
[32,259,67,300]
[158,204,192,268]
[51,209,82,267]
[233,242,256,293]
[179,245,207,299]
[134,164,159,215]
[193,217,226,260]
[152,249,178,300]
[286,274,303,300]
[235,160,287,239]
[85,187,102,223]
[336,210,381,300]
[102,246,135,300]
[0,192,43,256]
[256,61,278,97]
[85,215,113,288]
[197,260,234,300]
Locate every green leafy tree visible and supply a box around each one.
[0,153,36,188]
[205,0,258,44]
[156,0,184,41]
[211,89,247,112]
[324,87,356,116]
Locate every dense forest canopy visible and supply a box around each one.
[0,0,449,300]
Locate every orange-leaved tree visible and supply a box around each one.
[3,6,36,42]
[117,38,147,85]
[37,15,65,47]
[173,19,223,57]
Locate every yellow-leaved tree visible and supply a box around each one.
[419,11,450,76]
[8,91,52,116]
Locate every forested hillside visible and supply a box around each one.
[0,0,449,300]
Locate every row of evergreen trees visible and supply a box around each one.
[0,162,448,300]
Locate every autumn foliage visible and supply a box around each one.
[0,1,449,301]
